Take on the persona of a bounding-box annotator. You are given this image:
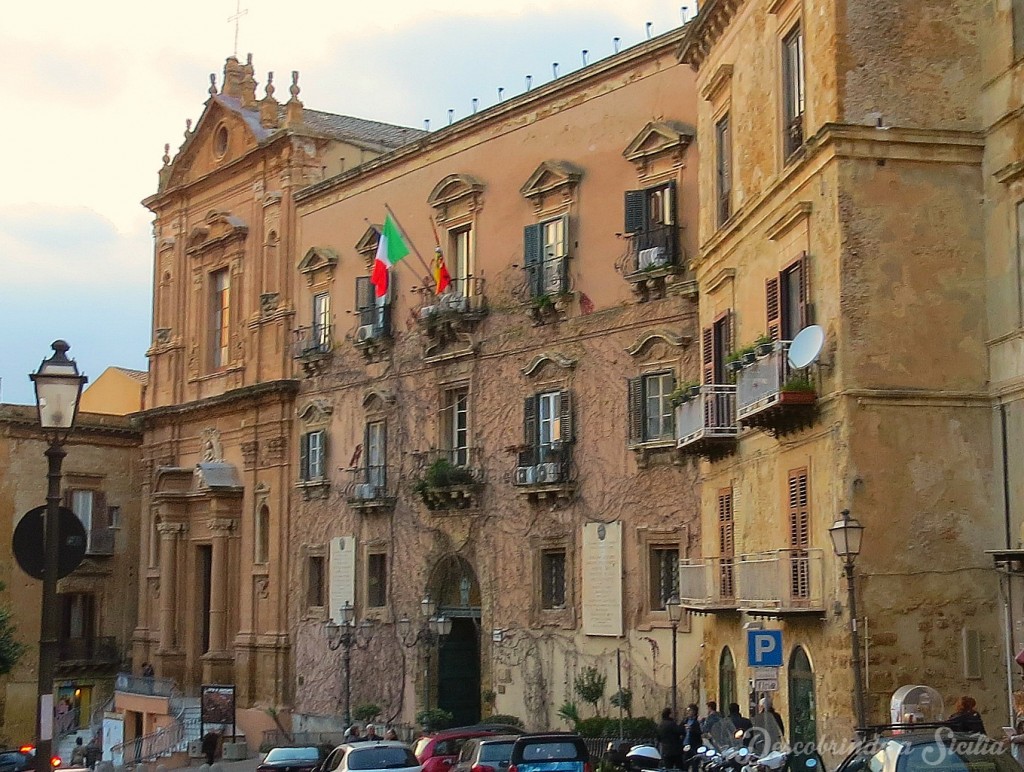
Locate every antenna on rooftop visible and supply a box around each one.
[681,6,690,23]
[613,37,621,53]
[498,87,505,101]
[472,98,478,114]
[228,0,248,57]
[448,109,454,125]
[582,50,589,66]
[646,22,653,39]
[552,62,559,79]
[526,75,533,90]
[424,119,430,131]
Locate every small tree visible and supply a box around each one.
[573,667,606,716]
[557,702,580,729]
[610,688,633,718]
[352,703,382,723]
[0,584,24,676]
[416,708,453,731]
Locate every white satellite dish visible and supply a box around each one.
[787,325,825,369]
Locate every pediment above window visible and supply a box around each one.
[298,399,333,426]
[427,174,485,222]
[187,210,248,255]
[522,352,577,377]
[362,389,396,410]
[298,246,339,285]
[520,161,582,214]
[625,330,692,357]
[355,225,381,268]
[623,122,695,172]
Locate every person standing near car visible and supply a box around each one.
[71,738,86,767]
[947,696,986,734]
[681,704,703,772]
[657,707,685,770]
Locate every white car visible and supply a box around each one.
[320,742,422,772]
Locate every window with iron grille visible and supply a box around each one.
[715,114,732,226]
[649,545,679,610]
[367,552,387,608]
[627,372,676,445]
[307,555,325,608]
[788,468,810,599]
[718,488,735,598]
[782,24,805,160]
[524,216,568,298]
[299,430,326,481]
[541,549,566,609]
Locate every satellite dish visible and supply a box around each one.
[788,325,825,369]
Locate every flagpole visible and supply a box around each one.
[364,217,428,287]
[384,203,435,280]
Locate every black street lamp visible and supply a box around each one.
[829,508,867,733]
[399,595,452,712]
[325,601,374,728]
[30,341,87,772]
[666,595,682,718]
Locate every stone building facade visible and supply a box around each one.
[133,53,424,738]
[289,27,704,729]
[677,0,1003,743]
[0,404,141,745]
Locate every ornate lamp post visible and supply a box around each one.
[399,595,452,712]
[666,595,682,718]
[325,601,374,728]
[30,341,87,772]
[829,509,867,733]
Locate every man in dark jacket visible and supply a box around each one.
[728,703,753,746]
[657,707,685,770]
[201,731,219,765]
[681,704,703,771]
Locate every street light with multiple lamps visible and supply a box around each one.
[398,595,452,711]
[666,594,683,718]
[324,602,374,728]
[829,508,867,733]
[30,341,87,772]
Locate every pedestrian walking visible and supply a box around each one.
[681,704,702,772]
[758,696,785,736]
[947,695,986,734]
[71,738,87,767]
[701,701,722,736]
[657,708,685,770]
[201,730,220,765]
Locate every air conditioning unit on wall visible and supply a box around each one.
[513,466,536,486]
[356,324,375,342]
[638,246,667,270]
[535,462,560,483]
[355,483,378,500]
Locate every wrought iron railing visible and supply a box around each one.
[734,548,824,612]
[293,325,334,358]
[677,557,737,608]
[413,447,484,483]
[57,636,119,663]
[112,719,185,764]
[626,224,680,274]
[86,528,115,556]
[115,671,176,698]
[418,278,487,318]
[526,256,568,298]
[736,342,794,420]
[675,385,739,447]
[343,465,396,503]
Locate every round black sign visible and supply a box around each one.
[12,505,87,580]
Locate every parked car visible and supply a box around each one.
[508,734,590,772]
[320,742,421,772]
[834,727,1018,772]
[257,746,331,772]
[452,735,518,772]
[415,726,524,772]
[0,750,33,772]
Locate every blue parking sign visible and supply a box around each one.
[747,630,783,666]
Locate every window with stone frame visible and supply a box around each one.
[715,113,733,226]
[441,386,470,467]
[448,226,475,298]
[624,182,678,271]
[363,419,387,491]
[210,268,231,369]
[299,429,327,481]
[540,548,567,609]
[355,276,391,340]
[66,487,112,555]
[765,254,810,341]
[627,371,676,446]
[519,389,574,472]
[524,216,569,299]
[312,291,332,352]
[649,543,680,611]
[255,504,270,564]
[782,23,806,161]
[307,555,325,608]
[366,551,387,608]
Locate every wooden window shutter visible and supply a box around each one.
[355,276,373,326]
[702,327,714,384]
[523,223,543,297]
[627,377,645,446]
[766,277,781,341]
[92,491,109,531]
[299,432,310,480]
[624,190,647,233]
[523,395,538,448]
[787,468,810,548]
[558,390,575,444]
[797,251,811,327]
[380,421,387,485]
[718,488,734,557]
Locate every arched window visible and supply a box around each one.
[255,504,270,564]
[719,646,736,711]
[788,646,816,747]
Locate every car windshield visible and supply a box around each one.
[265,747,323,763]
[413,739,432,760]
[521,743,581,762]
[348,747,419,770]
[480,744,515,763]
[896,742,1019,772]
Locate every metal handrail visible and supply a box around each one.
[626,224,680,274]
[115,671,176,698]
[343,465,396,502]
[293,325,334,358]
[676,384,738,447]
[736,342,796,420]
[413,448,484,483]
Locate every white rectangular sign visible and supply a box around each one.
[582,521,623,636]
[329,536,356,621]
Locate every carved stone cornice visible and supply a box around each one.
[157,522,187,536]
[208,518,235,532]
[521,352,577,377]
[677,0,747,71]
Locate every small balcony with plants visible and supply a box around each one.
[292,324,334,376]
[411,449,484,512]
[511,444,575,503]
[344,465,397,514]
[734,548,825,616]
[732,337,816,436]
[674,382,738,459]
[677,557,739,613]
[623,224,685,301]
[415,278,488,344]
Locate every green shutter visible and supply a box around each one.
[299,433,310,480]
[558,390,574,444]
[523,395,538,452]
[523,223,543,297]
[624,190,647,233]
[627,377,645,446]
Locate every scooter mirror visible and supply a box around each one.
[705,750,716,757]
[738,749,749,758]
[806,760,818,769]
[698,747,707,754]
[734,731,744,739]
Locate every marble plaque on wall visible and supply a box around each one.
[329,536,356,621]
[582,521,623,636]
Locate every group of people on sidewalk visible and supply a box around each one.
[342,724,399,743]
[656,699,786,771]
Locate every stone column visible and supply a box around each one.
[157,522,184,651]
[208,519,234,653]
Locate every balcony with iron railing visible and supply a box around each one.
[734,341,816,436]
[677,557,739,612]
[417,278,487,324]
[293,324,334,375]
[115,671,177,699]
[512,445,575,503]
[733,548,824,616]
[623,225,686,301]
[412,448,485,512]
[343,465,397,513]
[675,385,739,459]
[86,527,116,556]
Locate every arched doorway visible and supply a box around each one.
[719,647,736,711]
[788,646,816,747]
[429,555,481,726]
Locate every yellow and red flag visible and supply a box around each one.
[433,247,452,293]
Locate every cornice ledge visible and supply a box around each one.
[625,330,692,357]
[766,202,812,241]
[521,352,577,376]
[705,267,737,294]
[700,63,734,102]
[995,159,1024,185]
[677,0,747,70]
[138,379,300,424]
[811,123,985,153]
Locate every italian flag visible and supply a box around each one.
[370,213,410,298]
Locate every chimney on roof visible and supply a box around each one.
[285,70,304,128]
[222,55,244,98]
[240,53,257,108]
[260,71,280,129]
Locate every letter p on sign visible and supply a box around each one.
[747,630,783,667]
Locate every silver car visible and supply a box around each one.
[321,742,422,772]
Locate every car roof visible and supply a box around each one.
[514,733,583,741]
[475,736,520,744]
[339,742,412,751]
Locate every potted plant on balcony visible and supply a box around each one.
[779,374,817,404]
[727,342,758,371]
[669,382,701,407]
[413,457,479,510]
[754,334,774,357]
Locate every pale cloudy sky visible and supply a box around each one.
[0,0,692,405]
